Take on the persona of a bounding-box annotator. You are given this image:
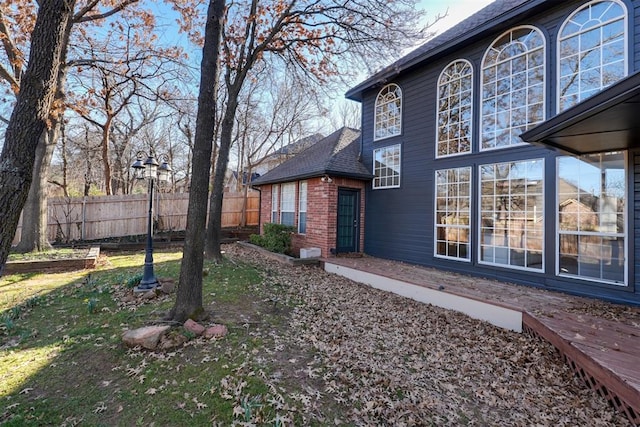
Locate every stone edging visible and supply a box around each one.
[5,247,101,274]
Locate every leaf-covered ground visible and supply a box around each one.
[226,244,628,426]
[0,244,631,425]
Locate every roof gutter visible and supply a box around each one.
[252,170,373,187]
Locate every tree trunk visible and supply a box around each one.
[102,117,113,195]
[0,0,75,275]
[204,94,238,262]
[169,0,224,322]
[14,127,57,253]
[240,165,250,227]
[60,121,69,197]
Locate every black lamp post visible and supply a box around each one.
[131,151,172,293]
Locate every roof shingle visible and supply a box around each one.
[251,127,372,186]
[346,0,543,100]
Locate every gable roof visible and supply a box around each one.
[271,133,324,156]
[251,127,372,186]
[346,0,547,101]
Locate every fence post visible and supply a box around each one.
[81,196,87,240]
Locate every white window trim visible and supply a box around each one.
[556,0,628,113]
[374,83,403,142]
[436,59,474,158]
[480,25,546,152]
[372,144,402,190]
[555,154,628,286]
[434,167,472,262]
[298,180,307,234]
[271,184,279,223]
[477,158,545,273]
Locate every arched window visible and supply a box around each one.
[374,84,402,140]
[558,0,627,112]
[481,26,545,151]
[436,60,473,157]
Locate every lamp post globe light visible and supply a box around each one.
[131,151,172,293]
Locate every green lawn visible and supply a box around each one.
[0,250,313,426]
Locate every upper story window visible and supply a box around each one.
[436,60,473,157]
[374,84,402,141]
[558,0,627,112]
[373,144,401,189]
[481,26,545,151]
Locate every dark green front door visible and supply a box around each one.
[336,188,360,253]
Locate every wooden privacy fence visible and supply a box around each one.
[12,192,259,244]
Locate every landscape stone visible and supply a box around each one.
[122,325,170,350]
[184,319,205,336]
[159,278,175,294]
[141,290,157,300]
[158,333,188,350]
[204,324,228,339]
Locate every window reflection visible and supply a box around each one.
[374,84,402,140]
[481,27,545,150]
[557,153,626,284]
[480,159,544,270]
[558,1,626,111]
[437,60,473,157]
[435,167,471,260]
[373,144,401,189]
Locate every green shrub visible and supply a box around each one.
[249,223,295,255]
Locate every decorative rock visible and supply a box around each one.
[204,324,228,339]
[184,319,205,336]
[159,278,175,294]
[141,290,157,300]
[158,333,188,350]
[122,325,170,350]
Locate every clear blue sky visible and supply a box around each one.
[418,0,496,33]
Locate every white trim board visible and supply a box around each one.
[324,262,523,332]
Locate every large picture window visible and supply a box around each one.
[435,167,471,260]
[374,84,402,141]
[373,144,401,189]
[298,181,307,234]
[271,184,279,223]
[437,60,473,157]
[557,153,626,285]
[480,159,544,270]
[558,0,627,112]
[280,183,296,226]
[481,26,545,150]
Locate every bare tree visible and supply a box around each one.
[203,0,427,261]
[2,0,187,252]
[168,0,225,322]
[232,72,321,225]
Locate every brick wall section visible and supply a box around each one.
[258,177,367,258]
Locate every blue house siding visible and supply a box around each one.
[359,0,640,305]
[634,151,640,289]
